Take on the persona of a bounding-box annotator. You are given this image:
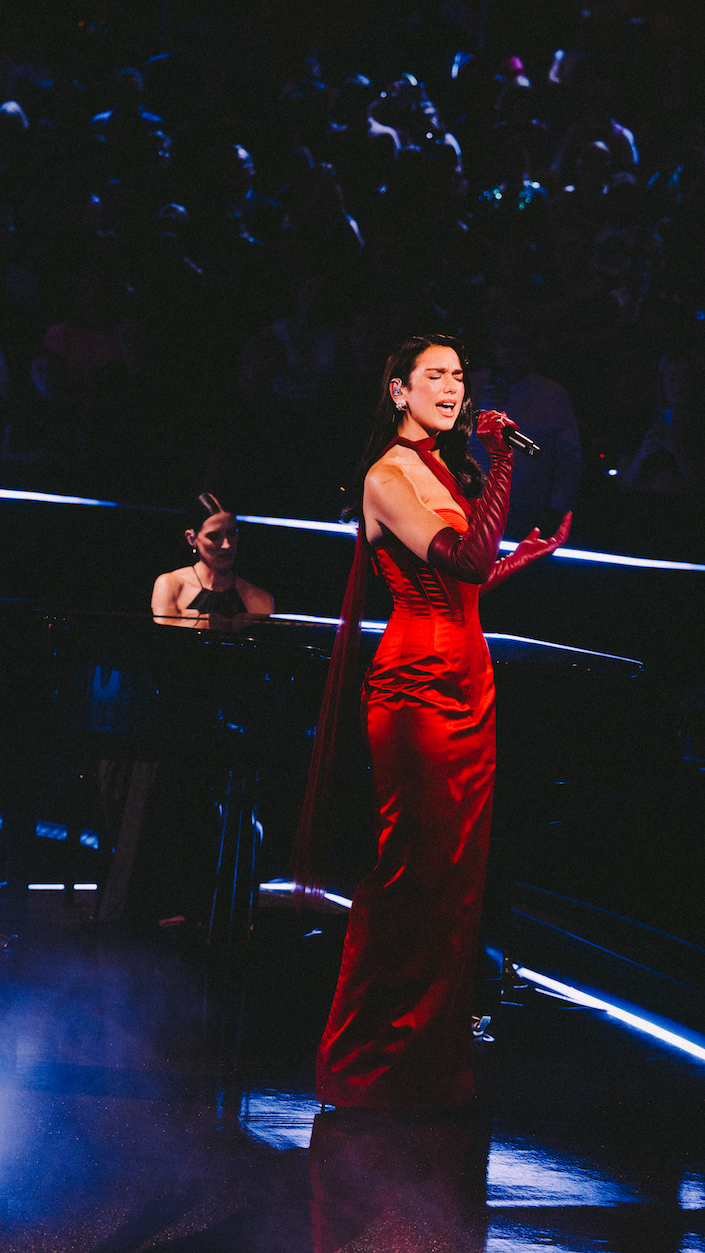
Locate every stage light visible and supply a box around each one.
[517,967,705,1063]
[271,616,643,662]
[237,515,705,572]
[28,883,65,890]
[0,488,182,512]
[486,632,642,664]
[0,488,118,506]
[237,514,358,536]
[259,879,353,909]
[271,613,386,633]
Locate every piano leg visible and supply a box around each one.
[204,766,262,1088]
[96,760,159,923]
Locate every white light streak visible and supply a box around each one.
[486,632,643,665]
[238,515,705,571]
[546,546,705,572]
[271,613,386,633]
[271,616,643,662]
[0,488,182,512]
[259,879,353,909]
[73,883,98,891]
[237,514,358,536]
[517,967,705,1063]
[1,488,118,506]
[28,883,65,890]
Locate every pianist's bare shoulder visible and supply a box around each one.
[151,566,199,618]
[234,575,274,615]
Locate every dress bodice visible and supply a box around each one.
[366,509,492,710]
[372,508,479,624]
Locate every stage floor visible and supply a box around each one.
[0,894,704,1253]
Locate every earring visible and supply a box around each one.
[395,402,407,412]
[192,547,198,555]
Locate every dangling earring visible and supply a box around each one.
[395,402,407,412]
[192,548,198,555]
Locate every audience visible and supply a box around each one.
[0,0,703,542]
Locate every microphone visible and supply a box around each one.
[470,409,541,457]
[503,427,541,457]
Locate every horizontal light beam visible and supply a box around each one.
[238,515,705,571]
[259,879,353,909]
[27,882,97,890]
[0,488,182,512]
[271,613,386,633]
[1,488,119,506]
[237,514,358,536]
[2,496,701,568]
[487,632,643,665]
[517,967,705,1063]
[270,616,642,662]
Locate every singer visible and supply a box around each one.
[297,334,570,1109]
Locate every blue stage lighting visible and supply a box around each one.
[237,515,705,572]
[517,967,705,1063]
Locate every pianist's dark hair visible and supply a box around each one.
[185,492,235,535]
[342,333,483,522]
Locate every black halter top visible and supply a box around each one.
[187,584,247,615]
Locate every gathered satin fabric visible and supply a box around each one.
[316,503,496,1108]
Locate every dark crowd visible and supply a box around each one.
[1,0,704,535]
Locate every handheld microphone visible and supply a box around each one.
[503,427,541,457]
[470,409,541,457]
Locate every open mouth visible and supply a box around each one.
[437,402,456,414]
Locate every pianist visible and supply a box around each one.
[151,492,274,626]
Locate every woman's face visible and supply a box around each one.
[189,512,239,569]
[393,345,465,437]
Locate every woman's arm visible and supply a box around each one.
[365,411,515,583]
[364,463,452,560]
[151,572,204,627]
[427,412,514,582]
[151,572,180,617]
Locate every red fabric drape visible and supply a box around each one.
[290,522,368,902]
[290,434,474,899]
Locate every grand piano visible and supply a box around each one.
[0,509,703,1046]
[0,602,648,944]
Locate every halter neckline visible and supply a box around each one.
[392,433,475,519]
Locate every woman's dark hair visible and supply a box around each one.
[344,333,483,520]
[184,492,235,535]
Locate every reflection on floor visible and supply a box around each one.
[0,892,704,1252]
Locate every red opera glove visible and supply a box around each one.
[427,410,515,584]
[480,511,572,595]
[474,407,518,455]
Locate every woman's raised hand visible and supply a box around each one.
[479,511,572,595]
[513,510,572,561]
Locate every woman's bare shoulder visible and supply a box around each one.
[365,454,409,494]
[153,566,193,590]
[235,575,274,615]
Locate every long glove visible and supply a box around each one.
[480,511,572,595]
[427,409,514,584]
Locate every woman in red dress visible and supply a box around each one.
[306,334,569,1109]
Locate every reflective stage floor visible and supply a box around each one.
[1,892,704,1253]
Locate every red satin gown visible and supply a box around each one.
[316,508,496,1108]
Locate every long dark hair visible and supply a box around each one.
[344,333,483,520]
